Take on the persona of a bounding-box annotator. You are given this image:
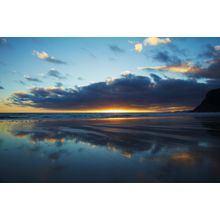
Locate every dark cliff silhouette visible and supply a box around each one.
[194,88,220,112]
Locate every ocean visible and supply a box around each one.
[1,112,220,120]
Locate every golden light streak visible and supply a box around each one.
[0,103,192,113]
[138,62,203,74]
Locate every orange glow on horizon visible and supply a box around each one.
[84,108,157,113]
[0,104,192,113]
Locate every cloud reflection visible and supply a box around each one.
[1,116,220,182]
[9,116,220,160]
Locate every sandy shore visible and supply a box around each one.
[0,116,220,182]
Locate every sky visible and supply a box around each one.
[0,37,220,112]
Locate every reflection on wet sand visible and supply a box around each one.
[0,116,220,182]
[170,153,194,162]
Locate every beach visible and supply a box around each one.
[0,113,220,182]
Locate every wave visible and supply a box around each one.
[1,112,220,120]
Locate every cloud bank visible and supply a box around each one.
[10,74,219,111]
[139,57,220,80]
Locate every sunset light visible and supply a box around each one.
[1,37,220,184]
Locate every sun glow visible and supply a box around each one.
[84,108,159,113]
[82,106,192,113]
[0,103,192,113]
[96,109,134,113]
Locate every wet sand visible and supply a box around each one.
[0,116,220,182]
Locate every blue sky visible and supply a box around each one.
[1,37,220,112]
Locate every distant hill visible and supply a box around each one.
[194,88,220,112]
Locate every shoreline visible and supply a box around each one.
[1,111,220,121]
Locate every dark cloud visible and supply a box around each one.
[142,55,220,80]
[153,51,182,65]
[199,44,220,59]
[33,50,67,64]
[77,77,84,81]
[24,76,42,82]
[46,57,66,64]
[196,59,220,79]
[185,44,220,79]
[47,69,66,79]
[10,74,220,110]
[168,43,186,56]
[55,82,63,87]
[109,45,125,54]
[150,74,161,83]
[178,59,220,80]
